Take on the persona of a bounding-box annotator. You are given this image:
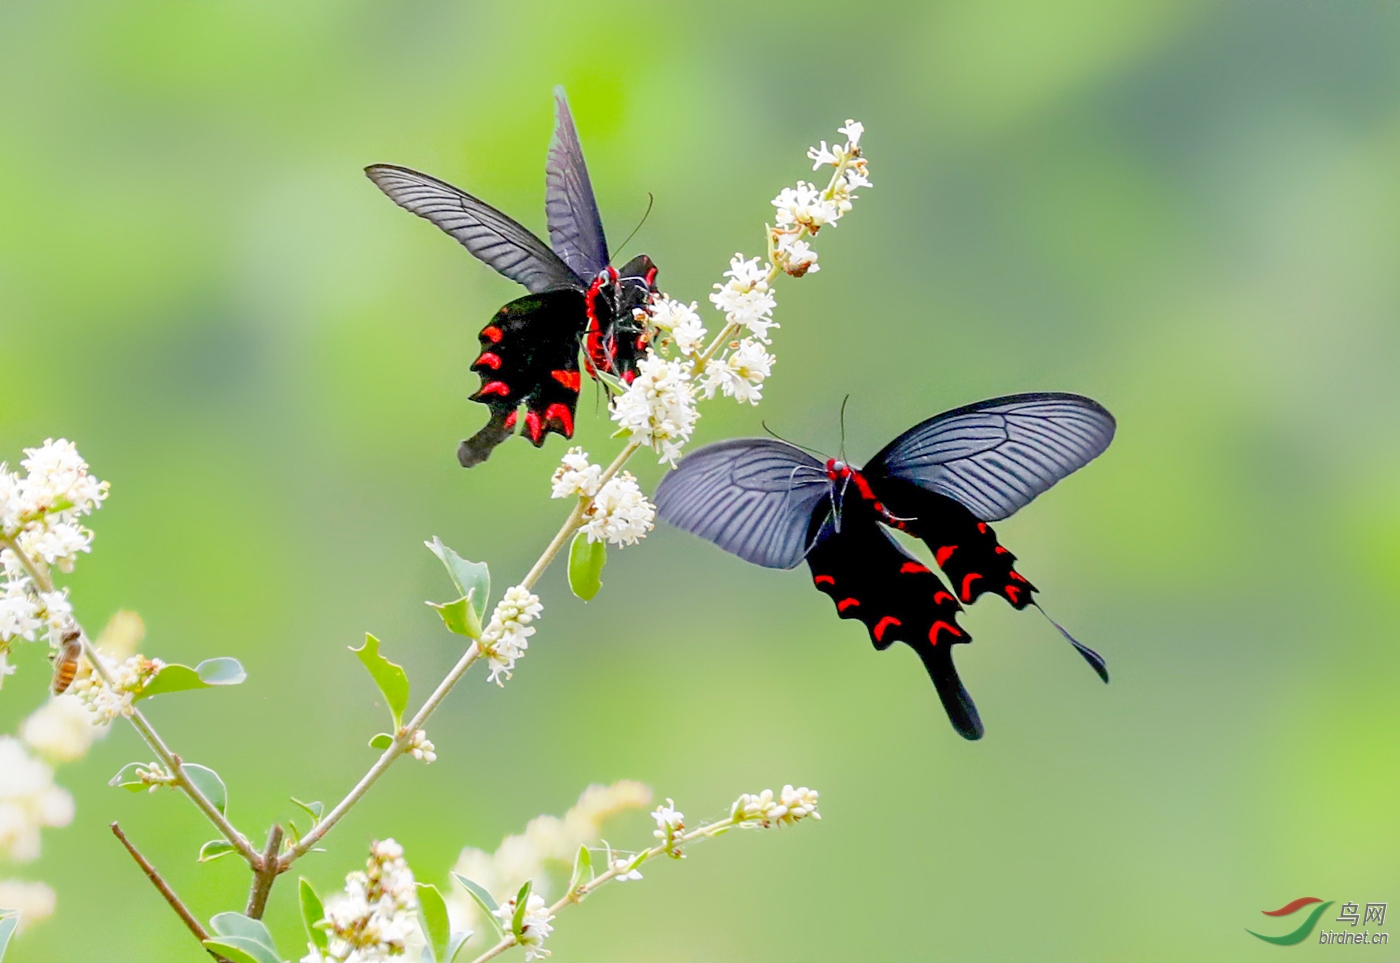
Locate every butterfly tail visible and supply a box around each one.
[911,642,984,741]
[457,409,516,468]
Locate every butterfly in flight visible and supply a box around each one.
[367,87,658,468]
[654,393,1116,740]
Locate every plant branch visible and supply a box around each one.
[244,824,285,919]
[111,821,229,962]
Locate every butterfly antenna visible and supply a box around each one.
[761,421,829,459]
[1032,601,1110,684]
[611,192,655,263]
[838,394,851,463]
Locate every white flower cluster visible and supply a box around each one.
[69,654,163,726]
[304,838,418,963]
[131,761,176,792]
[773,119,869,280]
[731,785,821,829]
[648,298,708,357]
[479,586,543,685]
[651,798,685,857]
[551,449,657,547]
[699,337,775,405]
[407,728,436,763]
[19,696,96,763]
[0,441,108,666]
[493,893,554,962]
[0,736,75,863]
[709,254,778,343]
[608,355,699,467]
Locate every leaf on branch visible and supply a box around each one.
[368,733,394,750]
[201,938,280,963]
[511,880,532,938]
[184,764,228,816]
[451,873,503,940]
[568,844,593,894]
[210,913,278,948]
[134,657,246,701]
[567,533,606,601]
[108,762,151,792]
[299,878,328,952]
[446,931,474,962]
[0,912,17,962]
[427,594,482,639]
[425,538,491,623]
[416,883,451,962]
[290,797,323,824]
[198,840,237,863]
[351,633,410,731]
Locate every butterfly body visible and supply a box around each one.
[368,89,658,467]
[655,392,1116,740]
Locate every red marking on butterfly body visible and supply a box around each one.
[551,370,581,391]
[960,573,982,601]
[837,598,860,612]
[873,616,902,642]
[928,621,961,645]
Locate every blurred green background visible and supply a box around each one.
[3,0,1399,959]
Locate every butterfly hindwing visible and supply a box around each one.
[653,439,832,570]
[459,290,585,467]
[865,392,1115,522]
[366,164,583,296]
[546,87,610,281]
[805,510,983,740]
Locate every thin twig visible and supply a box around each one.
[244,824,285,919]
[111,822,229,962]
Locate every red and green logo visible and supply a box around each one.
[1248,897,1334,945]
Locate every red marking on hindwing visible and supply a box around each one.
[544,403,574,436]
[524,411,543,444]
[481,325,503,343]
[813,575,835,586]
[623,370,636,384]
[928,621,960,645]
[551,369,581,391]
[873,617,902,642]
[899,562,928,574]
[475,352,502,370]
[932,591,956,606]
[1004,584,1021,605]
[977,522,988,534]
[478,381,510,398]
[1008,570,1027,583]
[960,573,982,601]
[837,598,860,612]
[994,545,1009,555]
[503,411,518,430]
[644,266,658,287]
[935,545,957,567]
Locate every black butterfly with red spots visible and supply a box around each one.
[654,393,1116,740]
[367,87,657,468]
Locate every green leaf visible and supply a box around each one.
[416,883,451,962]
[425,538,490,622]
[184,764,227,816]
[511,880,532,938]
[0,912,18,962]
[201,938,280,963]
[451,874,502,940]
[351,633,409,730]
[198,840,237,863]
[567,533,606,601]
[446,931,474,962]
[427,595,482,640]
[368,733,394,750]
[210,913,277,950]
[568,844,593,894]
[299,878,328,952]
[290,797,323,824]
[134,658,246,701]
[108,762,150,792]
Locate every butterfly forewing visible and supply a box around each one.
[545,87,610,281]
[865,392,1115,522]
[366,164,583,295]
[653,439,831,570]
